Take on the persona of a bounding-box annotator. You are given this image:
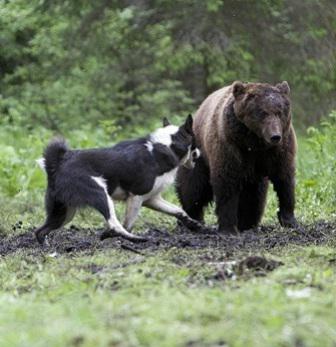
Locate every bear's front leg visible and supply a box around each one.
[216,194,240,234]
[211,175,240,235]
[271,174,298,228]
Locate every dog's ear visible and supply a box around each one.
[162,117,170,127]
[183,114,193,134]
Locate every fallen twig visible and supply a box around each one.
[120,243,146,255]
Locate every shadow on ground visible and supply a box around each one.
[0,221,335,257]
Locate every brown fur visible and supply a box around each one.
[176,81,298,233]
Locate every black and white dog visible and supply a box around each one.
[35,115,201,245]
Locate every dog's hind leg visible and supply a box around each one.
[35,200,71,246]
[123,196,143,231]
[143,194,203,231]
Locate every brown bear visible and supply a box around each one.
[176,81,298,234]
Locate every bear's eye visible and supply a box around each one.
[257,111,268,118]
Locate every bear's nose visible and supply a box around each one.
[270,135,282,144]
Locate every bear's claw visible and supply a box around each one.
[277,211,298,228]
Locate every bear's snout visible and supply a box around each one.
[270,134,282,144]
[262,117,283,145]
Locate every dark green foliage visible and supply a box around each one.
[0,0,335,132]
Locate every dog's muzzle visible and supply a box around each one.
[183,147,201,169]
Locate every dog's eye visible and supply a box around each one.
[192,150,199,159]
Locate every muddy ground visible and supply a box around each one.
[0,221,335,257]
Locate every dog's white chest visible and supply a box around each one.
[143,168,177,200]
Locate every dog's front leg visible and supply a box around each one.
[123,195,143,231]
[143,194,203,231]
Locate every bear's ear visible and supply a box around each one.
[232,81,246,99]
[276,81,290,95]
[162,117,171,127]
[183,114,193,134]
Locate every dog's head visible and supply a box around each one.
[150,115,201,168]
[184,140,201,169]
[167,115,200,169]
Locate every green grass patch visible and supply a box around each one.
[0,245,335,347]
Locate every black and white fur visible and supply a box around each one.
[35,115,201,245]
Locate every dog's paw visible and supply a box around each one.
[177,214,204,232]
[100,230,118,240]
[100,229,148,243]
[35,231,51,249]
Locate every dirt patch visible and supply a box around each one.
[212,256,284,281]
[237,255,283,272]
[0,221,335,257]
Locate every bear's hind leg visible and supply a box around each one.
[176,155,213,222]
[237,178,269,231]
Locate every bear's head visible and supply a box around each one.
[232,81,291,146]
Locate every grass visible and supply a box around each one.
[0,245,335,347]
[0,113,336,346]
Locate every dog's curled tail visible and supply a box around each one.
[40,138,69,177]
